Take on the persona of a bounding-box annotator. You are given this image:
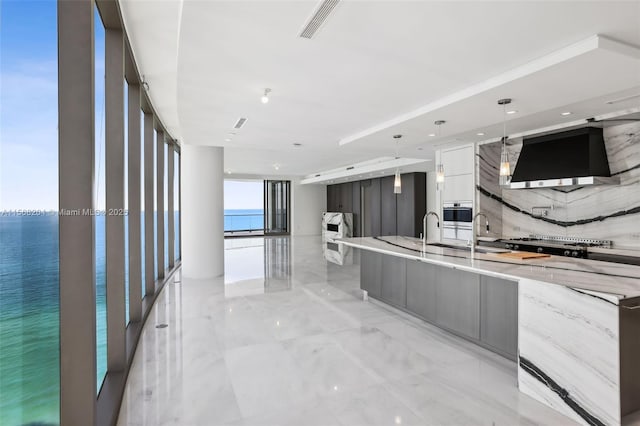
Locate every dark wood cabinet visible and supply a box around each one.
[326,172,425,238]
[396,173,426,238]
[340,182,352,213]
[362,179,381,237]
[352,182,361,237]
[327,184,339,212]
[326,182,351,213]
[380,176,397,236]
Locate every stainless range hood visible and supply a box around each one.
[505,127,619,189]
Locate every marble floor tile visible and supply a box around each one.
[330,326,435,381]
[324,384,425,426]
[282,333,384,397]
[224,342,317,419]
[118,235,576,426]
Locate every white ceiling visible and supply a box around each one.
[119,0,640,178]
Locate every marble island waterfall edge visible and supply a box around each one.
[518,278,622,425]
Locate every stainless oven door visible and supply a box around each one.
[443,201,473,225]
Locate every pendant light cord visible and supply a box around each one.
[503,102,507,148]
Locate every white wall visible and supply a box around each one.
[291,180,326,236]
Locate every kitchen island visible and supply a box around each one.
[338,236,640,426]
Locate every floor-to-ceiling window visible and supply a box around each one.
[264,180,290,235]
[1,2,184,422]
[0,1,60,423]
[124,80,130,325]
[94,5,108,393]
[224,180,265,235]
[174,150,180,261]
[164,143,169,270]
[141,111,146,295]
[153,129,158,281]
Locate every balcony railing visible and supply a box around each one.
[224,213,264,232]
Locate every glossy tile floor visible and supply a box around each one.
[117,236,578,426]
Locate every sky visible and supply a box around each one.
[0,1,110,211]
[0,0,60,210]
[224,180,264,210]
[0,1,245,212]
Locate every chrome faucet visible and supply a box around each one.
[422,211,440,245]
[472,212,491,248]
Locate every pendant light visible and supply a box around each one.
[434,120,446,190]
[261,88,271,104]
[393,134,402,194]
[498,98,512,186]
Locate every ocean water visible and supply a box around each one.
[224,209,264,232]
[0,215,59,426]
[0,212,181,426]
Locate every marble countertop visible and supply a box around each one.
[587,246,640,258]
[337,236,640,303]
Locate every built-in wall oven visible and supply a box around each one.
[442,201,473,241]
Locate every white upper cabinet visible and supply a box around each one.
[441,145,474,177]
[439,144,475,202]
[444,174,475,201]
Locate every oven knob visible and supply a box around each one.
[514,245,519,250]
[505,243,512,249]
[537,247,544,253]
[572,251,579,257]
[564,250,571,257]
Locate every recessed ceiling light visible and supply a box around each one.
[393,134,402,139]
[273,163,280,170]
[476,132,485,136]
[428,133,436,137]
[293,143,302,147]
[506,110,518,115]
[261,88,271,104]
[417,147,423,151]
[226,170,232,174]
[225,138,231,142]
[561,111,572,116]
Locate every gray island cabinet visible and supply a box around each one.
[361,251,518,360]
[345,236,640,426]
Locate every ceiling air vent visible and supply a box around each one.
[233,117,248,129]
[299,0,340,39]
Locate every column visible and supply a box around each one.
[156,130,165,279]
[143,113,154,295]
[181,145,224,278]
[58,0,97,423]
[127,81,142,322]
[167,143,175,268]
[105,27,126,372]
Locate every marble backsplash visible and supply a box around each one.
[477,121,640,249]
